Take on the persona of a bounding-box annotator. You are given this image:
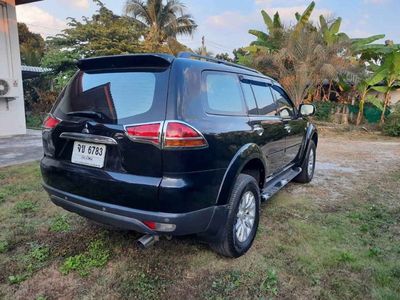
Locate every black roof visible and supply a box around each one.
[77,53,270,80]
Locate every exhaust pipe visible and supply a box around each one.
[137,234,159,249]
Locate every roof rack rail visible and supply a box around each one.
[177,52,262,75]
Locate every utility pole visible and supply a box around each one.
[201,36,206,56]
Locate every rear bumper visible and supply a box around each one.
[43,183,228,236]
[41,156,225,213]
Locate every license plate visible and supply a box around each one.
[71,141,106,168]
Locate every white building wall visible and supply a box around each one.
[0,0,26,136]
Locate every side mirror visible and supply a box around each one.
[299,104,315,117]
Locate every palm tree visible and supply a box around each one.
[124,0,197,53]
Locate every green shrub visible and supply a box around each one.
[313,101,336,121]
[25,114,44,129]
[383,111,400,137]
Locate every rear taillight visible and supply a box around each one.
[43,115,60,130]
[163,121,208,149]
[124,121,207,149]
[125,122,161,146]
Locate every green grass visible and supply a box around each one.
[0,158,399,299]
[14,200,39,213]
[49,214,71,233]
[7,243,51,285]
[60,239,110,276]
[260,269,278,296]
[0,241,8,253]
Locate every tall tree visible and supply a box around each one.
[18,23,45,66]
[124,0,197,53]
[44,0,143,90]
[48,0,143,57]
[253,30,350,106]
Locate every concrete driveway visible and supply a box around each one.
[0,129,43,167]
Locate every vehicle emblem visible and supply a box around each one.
[82,124,90,134]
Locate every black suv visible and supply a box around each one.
[41,53,317,257]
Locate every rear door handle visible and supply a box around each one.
[253,125,264,136]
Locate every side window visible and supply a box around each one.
[271,86,295,118]
[251,82,277,117]
[241,82,258,115]
[204,72,245,115]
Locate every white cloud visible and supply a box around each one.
[205,11,254,30]
[16,4,66,37]
[63,0,90,10]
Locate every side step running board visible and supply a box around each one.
[261,167,302,201]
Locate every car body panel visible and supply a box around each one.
[41,54,317,236]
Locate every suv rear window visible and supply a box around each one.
[52,69,169,124]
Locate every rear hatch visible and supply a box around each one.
[42,55,173,211]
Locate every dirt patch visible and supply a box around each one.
[12,264,82,300]
[292,133,400,203]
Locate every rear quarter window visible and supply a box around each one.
[203,72,245,115]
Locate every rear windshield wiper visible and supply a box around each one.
[67,111,105,120]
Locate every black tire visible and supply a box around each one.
[210,174,260,258]
[294,140,316,183]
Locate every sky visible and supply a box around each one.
[16,0,400,55]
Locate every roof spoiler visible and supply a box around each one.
[77,54,175,71]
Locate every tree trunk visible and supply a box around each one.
[341,105,349,125]
[315,84,321,101]
[380,92,391,125]
[349,94,355,122]
[327,80,333,101]
[356,92,366,126]
[334,105,341,123]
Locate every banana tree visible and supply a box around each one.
[351,34,386,54]
[355,69,388,125]
[319,15,349,46]
[369,50,400,125]
[248,10,284,52]
[248,1,315,52]
[293,1,315,37]
[356,80,372,125]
